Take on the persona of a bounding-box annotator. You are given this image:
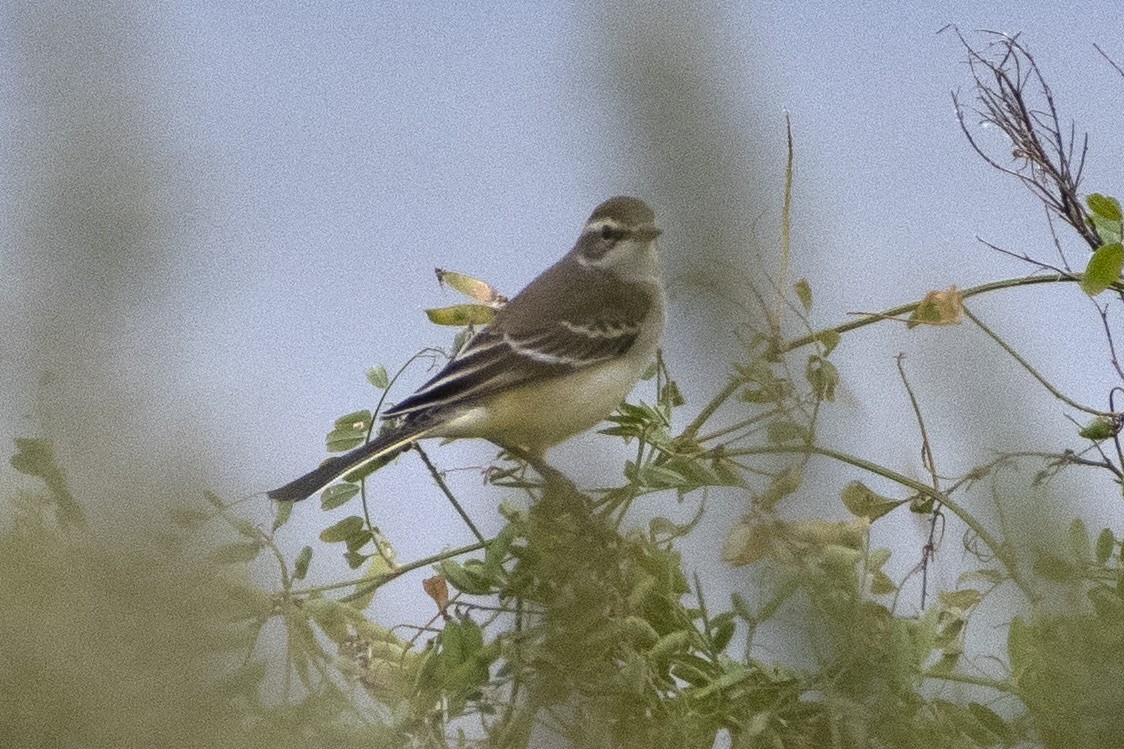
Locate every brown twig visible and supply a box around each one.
[951,29,1099,250]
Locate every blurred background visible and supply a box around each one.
[4,0,1124,689]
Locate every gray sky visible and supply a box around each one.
[4,1,1124,632]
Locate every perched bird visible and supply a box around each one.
[268,196,665,501]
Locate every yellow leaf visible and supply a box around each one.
[425,303,496,327]
[908,286,964,328]
[435,268,508,307]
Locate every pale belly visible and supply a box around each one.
[433,355,647,455]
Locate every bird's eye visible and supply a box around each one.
[600,224,625,241]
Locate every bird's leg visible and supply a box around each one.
[502,445,579,498]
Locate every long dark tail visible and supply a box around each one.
[267,422,436,502]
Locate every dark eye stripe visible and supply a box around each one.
[600,224,626,241]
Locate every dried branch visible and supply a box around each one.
[951,30,1100,250]
[1094,42,1124,79]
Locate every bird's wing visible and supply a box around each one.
[382,266,653,420]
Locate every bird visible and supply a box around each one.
[268,196,665,502]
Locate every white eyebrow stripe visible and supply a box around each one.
[583,217,626,234]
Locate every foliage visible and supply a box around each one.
[6,31,1124,749]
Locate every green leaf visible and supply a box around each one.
[435,618,493,703]
[909,494,934,514]
[907,287,964,328]
[366,364,389,389]
[1081,242,1124,296]
[620,616,660,648]
[840,481,903,521]
[649,630,691,661]
[636,463,688,489]
[757,467,802,512]
[938,588,983,611]
[344,529,374,553]
[710,615,736,653]
[731,592,754,623]
[210,542,261,564]
[440,616,483,664]
[1033,551,1076,582]
[230,516,259,539]
[649,516,680,538]
[967,702,1013,742]
[870,570,897,594]
[1088,585,1123,619]
[320,482,359,510]
[815,329,841,356]
[286,614,318,689]
[1068,517,1090,564]
[659,379,686,408]
[1088,193,1122,221]
[11,436,84,530]
[319,515,366,543]
[805,355,838,402]
[271,500,293,532]
[10,437,61,479]
[1008,616,1029,673]
[1091,211,1123,243]
[326,410,373,452]
[294,545,313,580]
[868,547,891,569]
[670,657,716,688]
[438,560,495,596]
[766,421,807,444]
[1095,528,1115,565]
[425,303,495,327]
[304,598,351,643]
[1078,415,1119,441]
[957,568,1004,587]
[344,550,368,569]
[793,278,813,311]
[333,409,372,430]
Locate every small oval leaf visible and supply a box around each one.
[294,545,313,580]
[841,480,903,521]
[425,304,496,327]
[366,365,389,389]
[1095,528,1115,565]
[794,278,813,311]
[1088,193,1122,221]
[271,500,293,532]
[320,482,359,510]
[319,515,365,543]
[1081,242,1124,296]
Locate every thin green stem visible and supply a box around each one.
[682,378,742,440]
[783,274,1087,353]
[719,443,1032,595]
[684,275,1096,450]
[962,302,1110,417]
[772,113,795,336]
[922,669,1020,697]
[415,443,486,543]
[289,539,487,598]
[697,404,783,444]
